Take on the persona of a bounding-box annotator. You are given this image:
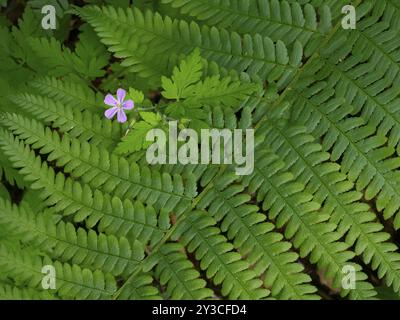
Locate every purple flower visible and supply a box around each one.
[104,88,134,123]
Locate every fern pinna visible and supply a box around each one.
[0,0,400,301]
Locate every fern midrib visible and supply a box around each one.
[357,26,400,69]
[0,282,54,300]
[46,232,140,266]
[50,185,164,234]
[194,84,259,105]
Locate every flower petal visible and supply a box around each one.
[122,100,134,110]
[104,107,119,119]
[117,88,126,104]
[104,94,118,107]
[117,109,127,123]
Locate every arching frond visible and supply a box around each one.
[0,198,146,277]
[241,147,376,299]
[197,172,319,299]
[0,244,117,299]
[162,0,332,55]
[151,243,214,299]
[0,114,197,216]
[259,119,400,293]
[0,282,56,300]
[0,130,169,246]
[29,76,102,111]
[172,210,270,299]
[117,272,162,300]
[76,5,303,88]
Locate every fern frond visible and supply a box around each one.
[0,152,28,188]
[172,210,270,299]
[286,0,400,228]
[77,5,303,88]
[241,148,376,299]
[1,113,197,216]
[289,80,400,229]
[162,0,332,55]
[151,243,214,299]
[161,48,203,100]
[161,48,260,107]
[1,0,399,301]
[12,93,122,148]
[0,130,168,245]
[0,198,146,277]
[186,76,260,108]
[0,282,56,300]
[28,25,109,80]
[0,244,117,299]
[316,10,400,151]
[117,272,162,300]
[197,172,319,299]
[259,120,400,293]
[29,76,102,111]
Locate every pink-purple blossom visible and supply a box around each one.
[104,88,134,123]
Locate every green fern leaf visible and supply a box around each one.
[196,172,319,299]
[241,148,377,299]
[117,272,162,300]
[259,119,400,293]
[0,198,146,277]
[0,282,56,300]
[77,5,303,88]
[0,244,117,299]
[0,130,169,245]
[172,210,270,299]
[151,243,214,299]
[12,93,123,148]
[162,0,332,55]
